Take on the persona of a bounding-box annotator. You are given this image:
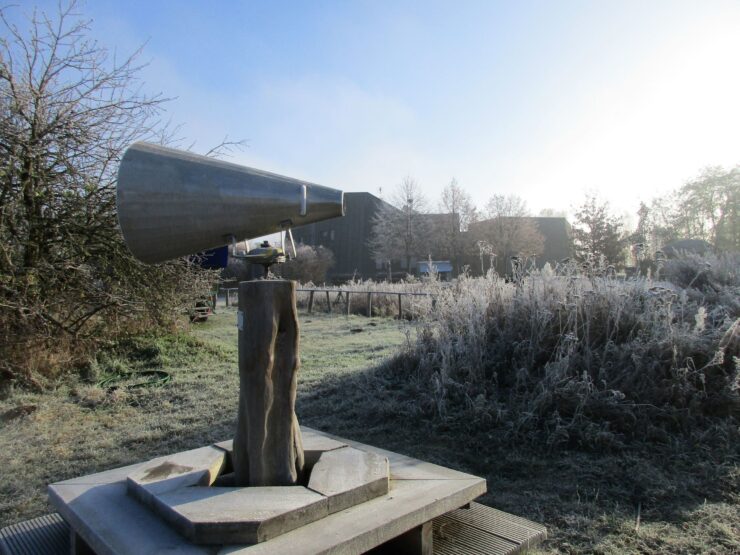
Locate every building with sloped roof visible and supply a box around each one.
[465,216,573,275]
[528,217,574,265]
[291,192,390,281]
[293,194,573,281]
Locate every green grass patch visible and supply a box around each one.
[0,310,408,530]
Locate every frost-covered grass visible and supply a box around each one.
[392,254,739,449]
[1,255,737,553]
[0,312,408,528]
[295,254,738,553]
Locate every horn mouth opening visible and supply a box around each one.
[116,142,345,264]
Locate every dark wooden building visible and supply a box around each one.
[293,195,572,281]
[465,217,573,275]
[292,192,392,281]
[530,217,573,265]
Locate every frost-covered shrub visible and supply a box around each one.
[393,255,740,449]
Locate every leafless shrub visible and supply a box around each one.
[277,245,335,284]
[0,2,217,387]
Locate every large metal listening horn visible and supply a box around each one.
[116,142,344,264]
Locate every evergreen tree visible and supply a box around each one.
[572,195,627,265]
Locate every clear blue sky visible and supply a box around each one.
[19,1,740,222]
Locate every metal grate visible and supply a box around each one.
[433,502,547,555]
[0,513,69,555]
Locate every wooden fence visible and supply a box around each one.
[299,288,435,318]
[219,287,435,318]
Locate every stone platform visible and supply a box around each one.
[48,427,486,555]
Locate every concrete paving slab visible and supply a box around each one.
[300,427,347,452]
[214,439,234,452]
[127,445,227,508]
[53,461,144,486]
[307,448,388,514]
[222,478,486,555]
[301,427,348,468]
[214,430,347,469]
[56,445,228,487]
[155,486,328,544]
[302,427,476,481]
[49,427,487,554]
[49,482,204,555]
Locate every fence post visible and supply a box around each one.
[325,291,331,313]
[398,293,403,319]
[225,289,230,307]
[346,291,351,316]
[366,292,372,317]
[308,290,315,314]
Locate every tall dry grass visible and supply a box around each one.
[388,254,740,449]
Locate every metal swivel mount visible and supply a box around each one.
[242,240,286,277]
[227,227,297,278]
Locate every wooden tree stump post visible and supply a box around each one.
[307,290,315,314]
[233,280,305,487]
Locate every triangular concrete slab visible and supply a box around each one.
[307,447,389,514]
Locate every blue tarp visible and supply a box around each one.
[198,246,229,269]
[418,260,452,274]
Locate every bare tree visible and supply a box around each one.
[368,176,430,276]
[472,195,544,275]
[434,178,478,276]
[0,2,216,384]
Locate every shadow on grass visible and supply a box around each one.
[5,345,737,553]
[295,356,740,554]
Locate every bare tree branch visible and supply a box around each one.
[0,1,220,384]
